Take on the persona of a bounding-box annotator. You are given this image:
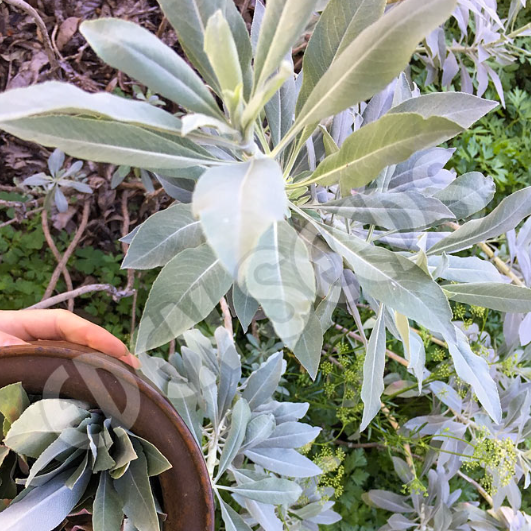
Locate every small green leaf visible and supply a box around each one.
[292,311,323,380]
[232,284,259,333]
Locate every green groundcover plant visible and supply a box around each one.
[2,0,531,528]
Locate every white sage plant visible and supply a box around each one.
[2,0,531,443]
[139,326,338,530]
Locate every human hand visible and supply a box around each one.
[0,309,140,369]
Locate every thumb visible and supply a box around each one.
[0,331,30,347]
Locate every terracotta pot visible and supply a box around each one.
[0,341,214,531]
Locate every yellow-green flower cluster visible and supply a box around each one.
[314,447,346,498]
[464,430,518,494]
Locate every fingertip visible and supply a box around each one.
[119,354,141,370]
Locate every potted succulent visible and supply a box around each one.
[0,341,214,531]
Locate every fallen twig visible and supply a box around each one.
[41,199,90,301]
[27,284,135,309]
[41,209,74,311]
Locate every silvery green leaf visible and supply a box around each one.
[293,0,456,135]
[25,427,88,487]
[444,283,531,313]
[93,472,123,531]
[48,148,65,175]
[232,284,259,333]
[183,329,219,375]
[360,305,386,431]
[428,187,531,255]
[157,0,251,95]
[427,255,502,284]
[4,400,89,458]
[257,421,321,449]
[444,327,501,423]
[430,381,463,412]
[200,366,219,428]
[298,225,343,298]
[129,434,172,477]
[307,113,462,193]
[193,158,287,278]
[81,18,222,118]
[244,447,321,478]
[110,426,138,479]
[271,402,309,424]
[182,347,202,391]
[89,427,116,474]
[308,505,342,526]
[65,452,89,488]
[242,352,284,410]
[264,55,297,147]
[242,414,276,450]
[239,498,283,531]
[54,186,68,213]
[250,0,265,53]
[244,221,316,349]
[204,11,243,95]
[408,330,426,391]
[122,204,204,270]
[362,490,414,513]
[317,224,455,340]
[181,114,236,137]
[217,399,251,479]
[386,147,455,194]
[0,81,183,134]
[62,181,92,194]
[389,92,498,129]
[314,278,342,332]
[0,116,216,171]
[318,191,455,230]
[155,170,203,203]
[114,442,159,531]
[61,159,83,179]
[167,381,202,446]
[219,497,253,531]
[0,469,91,531]
[387,514,417,530]
[253,0,319,90]
[434,172,495,219]
[21,173,50,186]
[229,477,302,505]
[297,0,385,113]
[292,311,324,379]
[216,327,242,417]
[138,352,177,393]
[136,244,232,352]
